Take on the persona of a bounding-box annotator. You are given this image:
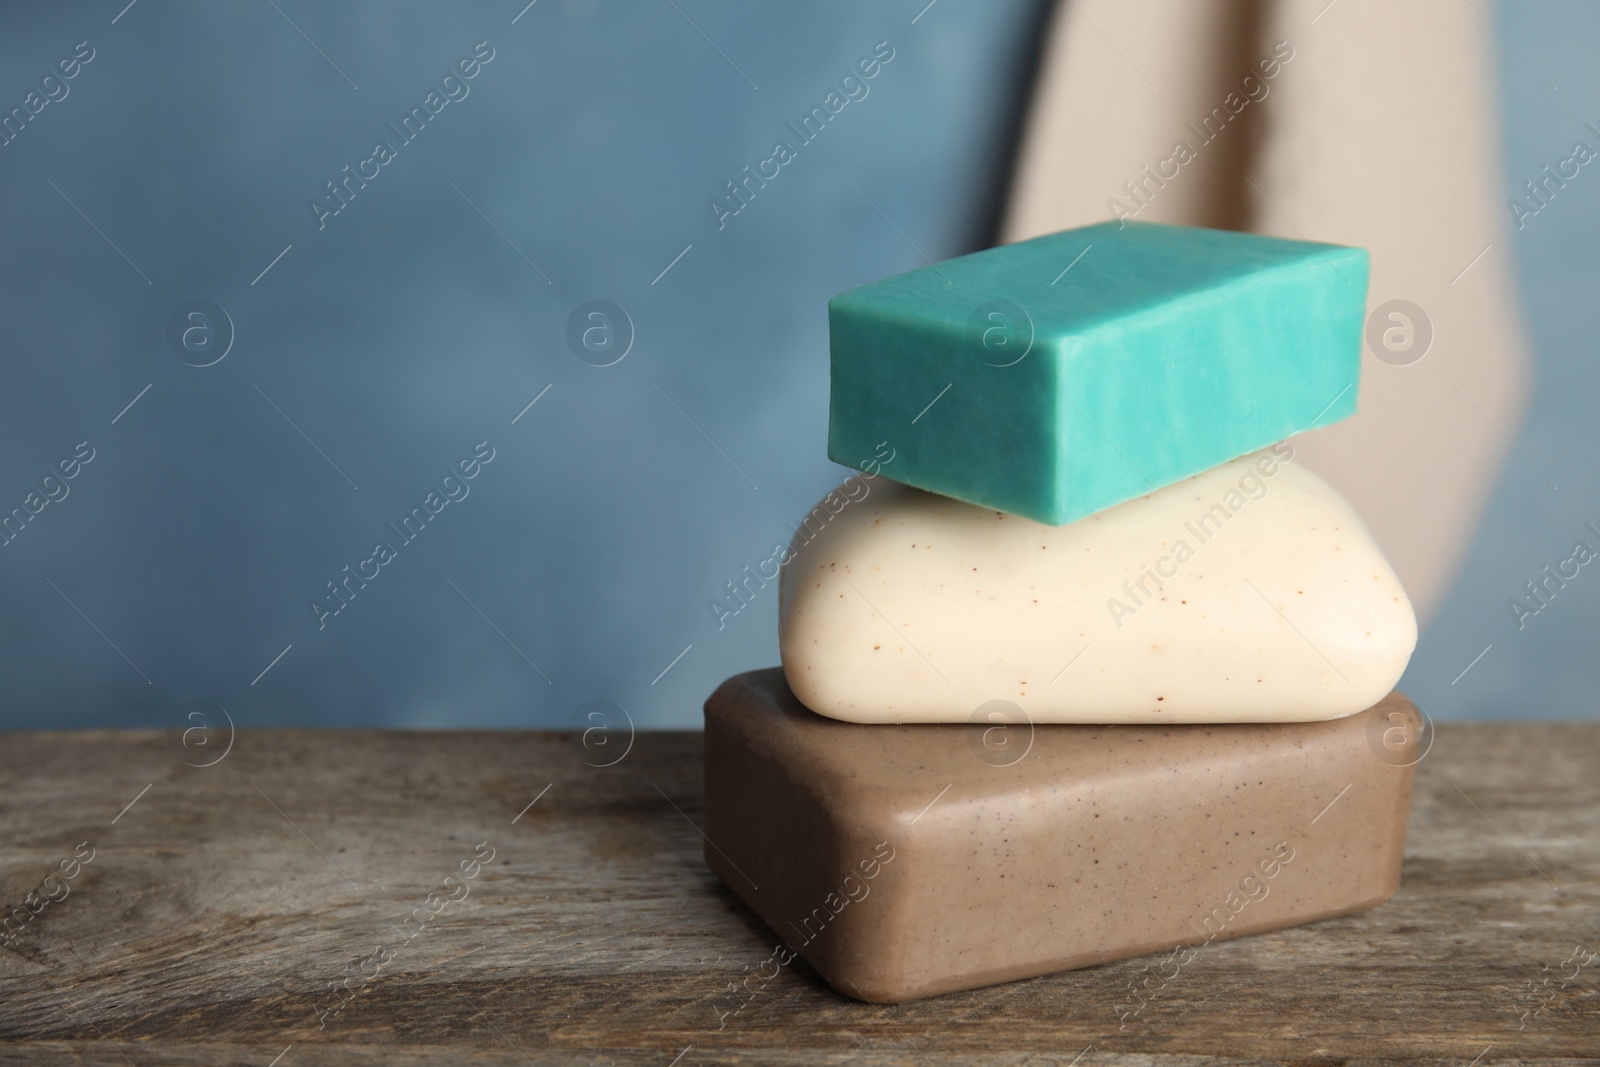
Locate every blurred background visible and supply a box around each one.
[0,0,1592,732]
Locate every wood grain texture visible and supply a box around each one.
[0,722,1596,1065]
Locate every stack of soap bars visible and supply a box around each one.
[703,221,1422,1004]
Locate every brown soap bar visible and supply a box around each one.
[703,668,1420,1004]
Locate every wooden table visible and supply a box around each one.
[1,723,1595,1065]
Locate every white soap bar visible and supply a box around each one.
[778,449,1416,724]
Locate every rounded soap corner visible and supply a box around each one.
[777,655,836,720]
[1373,578,1420,696]
[702,671,755,728]
[826,968,918,1006]
[781,662,889,727]
[1395,585,1421,654]
[789,682,878,727]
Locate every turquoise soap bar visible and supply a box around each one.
[827,221,1369,524]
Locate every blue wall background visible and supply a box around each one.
[0,0,1044,730]
[0,0,1591,731]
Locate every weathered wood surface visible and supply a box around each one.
[0,722,1595,1065]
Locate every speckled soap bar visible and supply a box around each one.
[779,452,1417,725]
[828,221,1369,524]
[704,668,1419,1004]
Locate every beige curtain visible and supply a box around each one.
[1004,0,1529,623]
